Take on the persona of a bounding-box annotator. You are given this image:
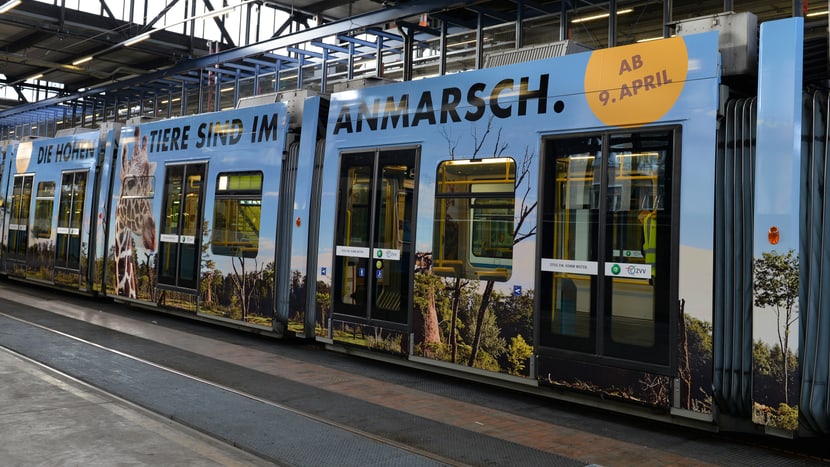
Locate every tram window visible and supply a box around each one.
[211,171,262,258]
[33,181,55,239]
[433,158,515,281]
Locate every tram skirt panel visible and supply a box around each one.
[799,91,830,435]
[713,98,756,419]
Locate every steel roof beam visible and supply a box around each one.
[0,0,478,119]
[96,0,120,24]
[395,20,441,37]
[262,0,340,24]
[336,33,378,49]
[271,16,293,38]
[242,57,281,70]
[224,62,258,73]
[9,2,131,43]
[365,28,404,54]
[12,85,27,103]
[466,5,514,23]
[262,52,300,64]
[203,0,236,47]
[311,40,350,55]
[366,27,404,43]
[510,0,559,15]
[178,74,203,84]
[141,0,183,33]
[2,29,53,54]
[287,46,324,59]
[193,0,476,60]
[430,11,476,30]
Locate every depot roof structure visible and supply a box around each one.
[0,0,823,138]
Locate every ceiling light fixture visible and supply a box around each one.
[116,0,257,49]
[72,56,93,66]
[27,73,44,81]
[806,10,828,17]
[0,0,22,15]
[636,36,665,43]
[123,32,152,47]
[571,8,633,24]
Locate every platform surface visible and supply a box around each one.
[0,347,274,466]
[0,280,826,466]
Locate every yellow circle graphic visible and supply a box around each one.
[15,142,32,173]
[584,37,688,127]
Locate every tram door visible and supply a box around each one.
[158,163,206,291]
[539,130,675,366]
[7,174,33,264]
[333,148,417,325]
[55,170,88,271]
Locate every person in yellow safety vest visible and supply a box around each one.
[638,209,657,283]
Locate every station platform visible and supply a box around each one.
[0,347,272,466]
[0,279,826,466]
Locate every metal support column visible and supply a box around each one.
[198,68,205,114]
[402,26,414,81]
[320,50,328,93]
[475,12,483,70]
[347,41,356,80]
[246,2,254,46]
[516,0,524,48]
[376,36,385,77]
[296,55,304,90]
[181,81,189,117]
[214,72,221,112]
[234,68,241,107]
[253,63,261,96]
[274,58,282,92]
[439,20,447,76]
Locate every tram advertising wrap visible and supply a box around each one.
[317,30,719,416]
[105,104,290,331]
[1,128,117,289]
[2,16,829,437]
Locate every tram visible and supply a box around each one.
[1,14,827,437]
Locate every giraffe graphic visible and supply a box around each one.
[114,128,157,298]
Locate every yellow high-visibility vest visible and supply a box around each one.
[642,211,657,275]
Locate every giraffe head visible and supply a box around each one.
[119,129,157,251]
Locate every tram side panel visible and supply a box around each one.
[89,124,122,293]
[752,18,812,434]
[283,95,329,337]
[0,140,15,272]
[1,131,109,290]
[316,32,721,416]
[104,103,291,332]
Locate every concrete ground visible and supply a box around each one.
[0,347,273,466]
[0,279,826,466]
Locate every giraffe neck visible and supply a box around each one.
[114,204,137,299]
